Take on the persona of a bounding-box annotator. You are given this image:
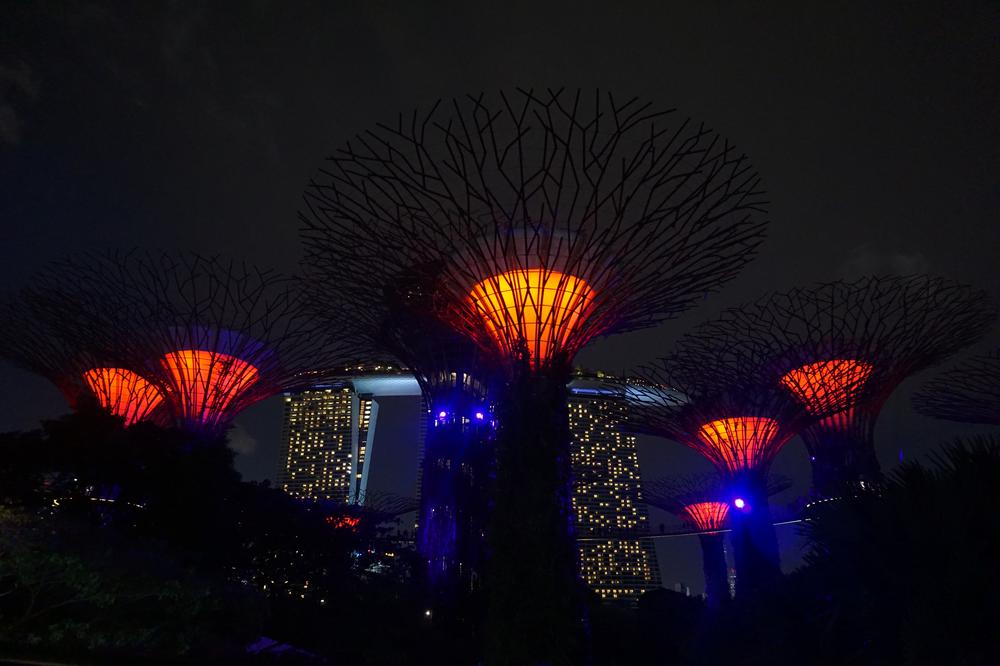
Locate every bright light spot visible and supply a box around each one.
[474,411,484,420]
[469,268,595,365]
[733,498,746,510]
[424,609,432,617]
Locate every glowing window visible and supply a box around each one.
[682,501,730,532]
[696,416,781,473]
[780,359,874,416]
[82,367,163,425]
[468,268,595,365]
[161,350,259,425]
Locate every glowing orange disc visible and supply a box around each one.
[161,350,259,425]
[468,268,595,365]
[780,359,874,416]
[82,367,163,425]
[683,501,730,532]
[696,416,781,473]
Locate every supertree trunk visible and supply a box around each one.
[728,471,780,599]
[486,365,583,666]
[801,407,882,497]
[418,421,463,597]
[698,532,730,610]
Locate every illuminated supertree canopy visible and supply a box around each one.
[671,275,996,497]
[300,89,768,664]
[642,472,792,606]
[628,351,807,597]
[912,349,1000,425]
[642,473,732,608]
[18,251,355,435]
[0,290,164,426]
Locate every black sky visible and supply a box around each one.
[2,1,998,591]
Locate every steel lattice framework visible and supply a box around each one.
[307,260,497,598]
[299,88,768,664]
[629,348,808,597]
[0,289,167,426]
[912,349,1000,425]
[14,251,355,435]
[300,88,767,375]
[672,275,996,497]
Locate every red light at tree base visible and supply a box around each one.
[326,515,361,531]
[160,350,259,426]
[82,367,163,425]
[683,501,730,532]
[780,359,874,416]
[468,269,595,366]
[696,416,782,474]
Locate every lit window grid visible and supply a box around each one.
[278,388,355,502]
[569,394,660,603]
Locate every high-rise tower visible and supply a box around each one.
[568,372,661,604]
[277,369,422,504]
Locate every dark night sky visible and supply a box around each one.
[2,1,999,592]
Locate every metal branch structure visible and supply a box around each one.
[676,275,996,498]
[912,350,1000,425]
[15,251,355,437]
[307,260,498,602]
[643,473,792,608]
[643,473,731,608]
[0,289,167,426]
[629,346,808,597]
[300,88,768,664]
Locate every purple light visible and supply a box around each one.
[438,410,447,419]
[474,411,484,420]
[733,498,746,510]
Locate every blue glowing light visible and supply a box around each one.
[733,498,746,510]
[474,411,484,420]
[438,410,447,419]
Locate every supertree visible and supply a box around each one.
[643,473,792,608]
[0,291,165,426]
[307,260,497,601]
[628,346,809,597]
[679,276,996,498]
[912,349,1000,425]
[300,89,768,664]
[16,251,354,437]
[643,473,732,609]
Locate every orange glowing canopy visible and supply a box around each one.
[780,359,874,416]
[82,367,164,426]
[683,501,730,532]
[160,349,259,426]
[468,268,595,366]
[695,416,782,473]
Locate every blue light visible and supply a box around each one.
[438,410,447,419]
[733,498,746,510]
[474,411,484,420]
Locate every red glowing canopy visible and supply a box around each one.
[82,367,163,426]
[780,359,874,416]
[468,268,595,366]
[683,501,730,532]
[695,416,783,473]
[160,349,259,426]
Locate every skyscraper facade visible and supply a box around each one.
[568,372,662,603]
[278,369,423,504]
[279,381,355,502]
